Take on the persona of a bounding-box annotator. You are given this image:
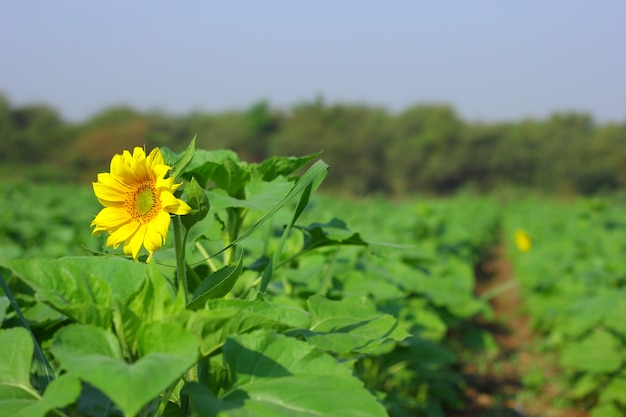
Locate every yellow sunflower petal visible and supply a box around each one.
[151,164,170,181]
[160,191,192,215]
[147,147,164,167]
[93,181,127,205]
[154,209,171,240]
[97,172,130,191]
[124,223,148,260]
[144,222,165,254]
[106,221,140,248]
[91,207,132,232]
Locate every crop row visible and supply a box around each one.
[506,197,626,417]
[1,165,501,417]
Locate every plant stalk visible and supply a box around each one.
[173,215,188,303]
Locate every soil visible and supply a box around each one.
[456,245,590,417]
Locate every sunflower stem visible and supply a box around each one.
[225,208,243,265]
[173,216,188,303]
[173,215,192,416]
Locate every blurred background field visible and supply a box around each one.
[1,2,625,416]
[1,95,625,197]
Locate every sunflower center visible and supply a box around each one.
[127,181,160,223]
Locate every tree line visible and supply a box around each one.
[1,92,624,195]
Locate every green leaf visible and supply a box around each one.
[51,323,198,417]
[259,161,329,292]
[208,299,311,329]
[205,160,329,266]
[181,177,210,230]
[590,403,624,417]
[128,262,183,322]
[254,153,320,182]
[188,253,244,310]
[571,373,600,399]
[295,218,370,251]
[183,330,387,417]
[599,372,626,406]
[183,150,250,197]
[204,176,296,213]
[0,328,40,401]
[296,295,410,354]
[0,272,55,390]
[235,160,328,246]
[244,176,298,211]
[12,374,81,417]
[113,263,185,355]
[185,299,310,356]
[1,257,147,328]
[560,330,622,374]
[170,135,196,181]
[0,297,9,323]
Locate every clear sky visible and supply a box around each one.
[1,1,624,123]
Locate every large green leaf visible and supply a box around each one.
[0,297,9,323]
[0,328,40,402]
[599,372,626,406]
[188,254,244,310]
[201,177,296,214]
[1,257,147,328]
[254,153,319,182]
[183,150,251,197]
[208,299,311,329]
[294,218,369,252]
[169,135,196,181]
[51,323,198,417]
[203,160,329,268]
[184,330,387,417]
[560,330,623,374]
[295,295,410,354]
[113,263,185,355]
[181,176,210,231]
[185,299,310,356]
[11,374,81,417]
[0,328,78,417]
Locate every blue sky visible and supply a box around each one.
[1,1,624,123]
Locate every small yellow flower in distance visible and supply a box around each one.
[514,229,532,252]
[91,147,191,261]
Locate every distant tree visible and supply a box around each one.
[386,105,464,194]
[69,106,152,177]
[8,103,68,163]
[268,101,390,194]
[0,93,14,162]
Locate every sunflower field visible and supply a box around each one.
[1,141,625,417]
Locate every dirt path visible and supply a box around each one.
[461,245,589,417]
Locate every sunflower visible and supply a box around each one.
[91,147,191,261]
[514,229,532,252]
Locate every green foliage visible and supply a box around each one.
[0,140,509,416]
[184,330,388,417]
[2,91,624,195]
[506,196,626,414]
[7,138,624,416]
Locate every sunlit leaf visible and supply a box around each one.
[12,374,81,417]
[185,299,310,356]
[181,176,210,230]
[0,328,39,401]
[1,257,146,328]
[293,295,410,354]
[254,153,320,182]
[51,323,198,417]
[188,253,243,310]
[560,330,622,374]
[169,135,196,181]
[183,330,387,417]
